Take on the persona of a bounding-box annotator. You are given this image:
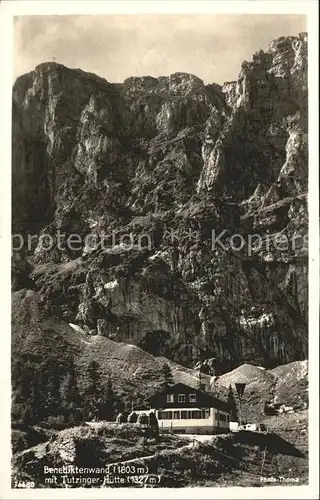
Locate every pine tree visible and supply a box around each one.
[60,362,83,424]
[86,360,101,386]
[82,360,103,420]
[12,355,40,425]
[227,384,239,422]
[12,351,79,426]
[99,377,118,421]
[148,411,159,438]
[161,362,173,389]
[38,358,63,422]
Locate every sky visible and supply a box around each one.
[14,14,307,85]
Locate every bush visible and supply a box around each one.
[137,413,149,425]
[116,412,127,424]
[127,411,138,423]
[148,412,159,432]
[45,415,65,426]
[11,403,33,425]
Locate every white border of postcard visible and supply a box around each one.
[0,1,318,499]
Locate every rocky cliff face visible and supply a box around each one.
[12,33,308,372]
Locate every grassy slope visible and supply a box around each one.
[214,362,308,423]
[12,289,308,413]
[12,289,213,407]
[12,423,189,487]
[261,410,308,454]
[12,420,308,488]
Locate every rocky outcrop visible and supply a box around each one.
[214,360,308,422]
[12,34,308,371]
[198,34,307,199]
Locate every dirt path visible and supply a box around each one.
[105,442,195,469]
[175,433,215,443]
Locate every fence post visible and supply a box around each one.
[260,447,267,477]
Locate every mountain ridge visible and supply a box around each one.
[12,33,308,373]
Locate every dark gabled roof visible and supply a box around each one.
[147,382,229,413]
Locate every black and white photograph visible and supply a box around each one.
[0,1,318,498]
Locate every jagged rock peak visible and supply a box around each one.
[15,61,112,90]
[197,32,308,198]
[124,72,205,96]
[15,63,207,98]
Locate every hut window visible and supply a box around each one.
[202,409,210,419]
[191,410,202,419]
[166,394,174,403]
[158,411,173,420]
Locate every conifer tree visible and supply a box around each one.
[227,384,239,422]
[12,357,36,425]
[148,411,159,438]
[99,376,118,421]
[161,362,173,389]
[12,354,43,425]
[38,358,64,421]
[60,362,83,424]
[82,360,103,420]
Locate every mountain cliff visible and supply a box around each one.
[12,33,308,372]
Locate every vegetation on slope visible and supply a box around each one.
[12,421,308,488]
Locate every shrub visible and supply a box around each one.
[137,413,149,425]
[12,403,33,425]
[127,411,138,423]
[227,385,238,422]
[116,412,127,424]
[45,414,65,426]
[12,431,29,453]
[148,412,159,435]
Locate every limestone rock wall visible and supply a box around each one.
[12,34,308,371]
